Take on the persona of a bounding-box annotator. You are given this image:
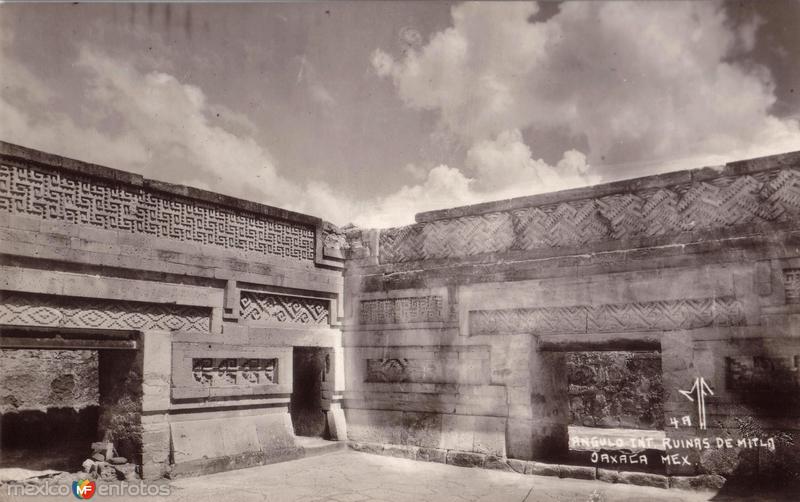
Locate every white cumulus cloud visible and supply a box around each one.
[373,1,800,178]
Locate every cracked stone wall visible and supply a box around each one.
[0,349,99,413]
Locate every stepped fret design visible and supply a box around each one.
[239,291,329,325]
[469,297,745,336]
[0,163,315,261]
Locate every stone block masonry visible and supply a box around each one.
[344,149,800,488]
[3,140,800,490]
[0,348,98,412]
[0,141,346,480]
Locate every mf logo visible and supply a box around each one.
[72,479,96,499]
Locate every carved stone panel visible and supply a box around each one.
[0,163,316,262]
[366,358,409,383]
[191,358,278,387]
[171,343,291,400]
[363,353,489,385]
[358,296,444,325]
[0,291,210,332]
[469,297,745,336]
[239,291,329,325]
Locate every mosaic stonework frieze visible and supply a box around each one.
[239,291,329,324]
[366,358,409,383]
[0,291,210,332]
[358,296,444,324]
[379,167,800,263]
[784,269,800,304]
[0,163,316,262]
[726,355,800,391]
[469,297,745,336]
[192,358,278,387]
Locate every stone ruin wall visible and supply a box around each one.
[2,140,800,485]
[343,150,800,484]
[0,141,346,478]
[566,351,664,430]
[0,349,99,413]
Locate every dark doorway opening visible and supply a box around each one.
[0,336,142,474]
[0,406,99,471]
[565,349,666,473]
[290,346,332,438]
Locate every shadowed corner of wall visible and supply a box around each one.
[706,343,800,497]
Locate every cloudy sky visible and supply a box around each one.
[1,2,799,228]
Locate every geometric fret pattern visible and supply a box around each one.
[0,291,210,332]
[379,166,800,263]
[239,291,329,325]
[784,269,800,304]
[192,358,278,387]
[469,297,746,336]
[0,163,316,262]
[358,296,444,324]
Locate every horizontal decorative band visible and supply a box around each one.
[0,291,210,332]
[0,163,315,262]
[469,297,745,336]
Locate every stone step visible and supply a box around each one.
[295,437,346,458]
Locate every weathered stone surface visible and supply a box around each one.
[597,468,621,483]
[170,413,296,469]
[0,349,98,412]
[113,463,139,481]
[382,444,418,460]
[567,351,664,429]
[618,471,669,488]
[446,451,486,468]
[326,406,348,441]
[526,461,560,477]
[668,474,726,491]
[4,141,800,485]
[91,452,105,462]
[417,447,447,463]
[483,456,513,472]
[348,441,384,456]
[97,462,120,481]
[507,458,528,474]
[558,464,596,480]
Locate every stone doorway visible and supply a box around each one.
[564,349,666,473]
[0,328,143,474]
[290,346,333,438]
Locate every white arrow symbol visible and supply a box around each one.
[679,377,714,429]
